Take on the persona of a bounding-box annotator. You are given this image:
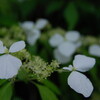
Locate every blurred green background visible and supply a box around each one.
[0,0,100,35]
[0,0,100,100]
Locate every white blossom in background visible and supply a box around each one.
[49,33,64,47]
[63,55,96,97]
[0,41,25,79]
[26,29,41,45]
[20,21,34,32]
[54,49,71,64]
[49,31,82,64]
[89,44,100,57]
[20,19,48,45]
[65,31,80,42]
[35,19,48,30]
[65,31,82,48]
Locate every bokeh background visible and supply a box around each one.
[0,0,100,35]
[0,0,100,100]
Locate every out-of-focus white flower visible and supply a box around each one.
[20,19,48,45]
[65,31,80,42]
[58,42,77,57]
[54,49,71,64]
[26,29,41,45]
[49,33,64,47]
[0,41,25,79]
[49,31,82,64]
[63,55,96,97]
[35,19,48,30]
[20,21,34,32]
[89,44,100,57]
[53,42,76,64]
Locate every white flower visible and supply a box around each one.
[20,19,48,45]
[58,41,77,57]
[49,33,64,47]
[54,49,71,64]
[53,41,77,64]
[89,44,100,57]
[65,31,80,42]
[0,41,25,79]
[20,21,34,32]
[49,31,82,64]
[35,19,48,30]
[63,55,96,97]
[26,29,41,45]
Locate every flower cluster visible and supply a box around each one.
[0,20,99,98]
[49,31,82,64]
[63,55,96,97]
[20,19,49,45]
[0,40,25,79]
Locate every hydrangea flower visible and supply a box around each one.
[49,31,81,64]
[0,41,25,79]
[63,55,96,97]
[20,19,48,45]
[49,33,64,47]
[89,44,100,57]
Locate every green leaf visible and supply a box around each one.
[77,0,95,14]
[19,0,38,19]
[46,1,63,15]
[0,79,7,86]
[64,2,79,30]
[0,15,17,26]
[0,82,13,100]
[35,83,59,100]
[17,67,29,82]
[13,96,23,100]
[42,80,61,95]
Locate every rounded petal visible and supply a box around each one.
[68,71,93,97]
[9,41,26,53]
[0,46,7,54]
[63,65,73,71]
[0,54,22,79]
[49,34,64,47]
[20,21,34,31]
[89,44,100,57]
[65,31,80,42]
[58,42,76,57]
[35,19,48,30]
[73,55,96,72]
[54,49,71,64]
[0,41,7,54]
[27,29,41,45]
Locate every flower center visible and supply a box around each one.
[4,48,9,54]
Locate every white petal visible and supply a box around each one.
[49,33,64,47]
[9,41,25,53]
[89,44,100,57]
[68,71,93,97]
[63,65,73,71]
[54,49,71,64]
[0,41,7,54]
[0,54,22,79]
[73,55,96,72]
[20,21,34,31]
[35,19,48,30]
[27,29,41,45]
[0,46,7,54]
[65,31,80,42]
[58,42,76,57]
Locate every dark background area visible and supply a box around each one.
[0,0,100,35]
